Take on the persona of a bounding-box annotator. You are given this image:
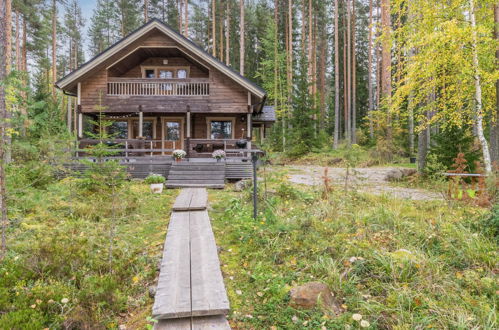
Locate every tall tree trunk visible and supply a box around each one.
[22,15,26,71]
[417,127,428,174]
[225,0,230,65]
[381,0,391,137]
[52,0,57,98]
[183,0,188,36]
[351,0,357,144]
[5,0,11,73]
[307,0,313,90]
[334,0,340,148]
[144,0,148,23]
[239,0,245,75]
[367,0,374,138]
[346,0,352,144]
[219,9,224,61]
[0,0,9,260]
[15,11,20,71]
[178,0,182,31]
[343,18,348,142]
[469,0,492,173]
[490,4,499,165]
[212,0,216,56]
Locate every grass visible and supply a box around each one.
[0,177,175,329]
[209,171,498,329]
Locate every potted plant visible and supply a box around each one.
[236,128,248,149]
[145,174,166,193]
[212,150,226,162]
[172,149,187,162]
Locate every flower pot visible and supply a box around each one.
[150,183,164,194]
[236,139,247,149]
[175,158,182,163]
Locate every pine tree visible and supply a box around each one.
[88,0,118,56]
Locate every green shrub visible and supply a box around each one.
[144,174,166,184]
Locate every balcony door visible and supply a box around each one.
[161,117,184,155]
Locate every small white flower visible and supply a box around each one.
[352,313,363,321]
[360,320,370,328]
[61,298,69,304]
[349,257,358,263]
[291,315,299,323]
[235,290,242,295]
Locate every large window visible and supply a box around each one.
[132,120,154,139]
[166,122,180,141]
[108,121,129,139]
[210,121,233,139]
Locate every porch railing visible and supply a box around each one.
[71,139,257,159]
[107,78,210,96]
[74,139,177,158]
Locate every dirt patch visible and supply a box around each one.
[284,165,443,201]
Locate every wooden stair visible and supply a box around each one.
[166,162,225,189]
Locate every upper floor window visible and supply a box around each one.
[142,66,190,79]
[144,69,155,78]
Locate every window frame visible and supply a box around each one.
[206,117,236,140]
[141,66,191,79]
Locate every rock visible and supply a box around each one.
[289,282,342,315]
[148,285,157,298]
[234,179,251,192]
[385,168,417,181]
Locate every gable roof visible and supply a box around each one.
[55,19,266,99]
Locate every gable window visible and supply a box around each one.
[144,69,155,78]
[159,70,173,79]
[208,119,234,139]
[141,66,190,79]
[177,69,187,79]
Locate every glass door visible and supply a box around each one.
[161,118,184,155]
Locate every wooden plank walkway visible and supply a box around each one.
[153,188,230,329]
[172,188,208,211]
[154,315,230,329]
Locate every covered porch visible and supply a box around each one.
[74,110,256,160]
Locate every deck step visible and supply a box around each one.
[167,162,225,188]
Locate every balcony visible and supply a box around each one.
[107,78,210,97]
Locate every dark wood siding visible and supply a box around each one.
[79,28,248,114]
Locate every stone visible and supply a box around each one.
[234,179,251,192]
[385,168,417,181]
[148,285,157,298]
[289,282,342,315]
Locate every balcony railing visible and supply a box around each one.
[107,78,210,97]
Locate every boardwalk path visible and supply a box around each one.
[153,188,230,329]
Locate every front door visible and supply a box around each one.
[161,118,184,155]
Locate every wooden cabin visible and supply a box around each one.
[56,19,274,186]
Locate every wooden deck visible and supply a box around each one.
[153,188,230,329]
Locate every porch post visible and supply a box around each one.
[186,108,191,158]
[77,83,83,138]
[247,92,252,152]
[138,107,143,137]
